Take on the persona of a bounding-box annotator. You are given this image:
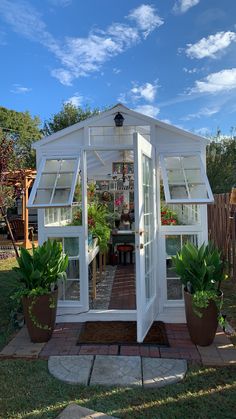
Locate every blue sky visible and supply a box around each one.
[0,0,236,137]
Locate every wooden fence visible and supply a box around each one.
[208,193,236,280]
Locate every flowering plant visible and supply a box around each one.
[161,205,178,225]
[114,195,124,207]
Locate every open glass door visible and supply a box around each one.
[134,133,158,342]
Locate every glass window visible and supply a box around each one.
[165,234,198,300]
[49,237,80,302]
[160,154,213,204]
[28,157,80,208]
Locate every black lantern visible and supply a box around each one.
[114,112,124,127]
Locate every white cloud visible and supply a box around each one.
[183,67,198,74]
[65,93,83,107]
[0,1,163,85]
[48,0,72,7]
[113,68,121,74]
[194,127,211,136]
[192,68,236,93]
[131,82,158,102]
[173,0,200,14]
[51,68,74,86]
[134,104,160,118]
[183,106,220,120]
[10,84,31,94]
[186,31,236,59]
[127,4,164,38]
[159,118,171,124]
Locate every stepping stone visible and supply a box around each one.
[142,358,187,388]
[56,403,118,418]
[48,355,93,384]
[90,355,142,386]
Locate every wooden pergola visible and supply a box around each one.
[1,169,36,249]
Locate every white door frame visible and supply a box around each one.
[134,133,158,342]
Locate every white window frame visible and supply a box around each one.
[28,156,80,208]
[159,152,214,204]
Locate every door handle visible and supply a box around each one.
[139,243,144,249]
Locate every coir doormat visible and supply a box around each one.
[77,321,169,346]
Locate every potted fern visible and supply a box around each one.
[13,240,68,343]
[172,242,227,346]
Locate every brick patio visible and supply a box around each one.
[1,322,236,366]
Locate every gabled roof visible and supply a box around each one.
[33,103,208,149]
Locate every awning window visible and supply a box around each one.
[28,157,80,208]
[160,154,213,204]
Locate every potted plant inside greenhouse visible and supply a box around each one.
[172,242,227,346]
[13,240,68,343]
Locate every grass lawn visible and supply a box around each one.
[0,257,19,351]
[0,257,236,418]
[0,360,235,419]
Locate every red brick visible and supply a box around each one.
[79,345,100,355]
[139,346,150,357]
[108,345,119,355]
[120,345,140,356]
[149,347,160,357]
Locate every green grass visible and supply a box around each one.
[0,257,19,350]
[0,360,235,419]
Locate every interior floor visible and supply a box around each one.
[89,263,136,310]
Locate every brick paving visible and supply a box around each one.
[109,265,136,309]
[1,322,236,366]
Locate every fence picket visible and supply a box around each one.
[208,193,236,280]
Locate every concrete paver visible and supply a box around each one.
[56,403,119,419]
[48,355,187,387]
[48,355,94,384]
[90,355,142,387]
[0,326,45,358]
[142,357,187,388]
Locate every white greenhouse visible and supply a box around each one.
[28,104,213,342]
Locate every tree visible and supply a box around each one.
[0,106,42,168]
[43,102,100,135]
[0,136,23,257]
[206,136,236,194]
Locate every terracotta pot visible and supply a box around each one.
[184,289,222,346]
[22,289,58,343]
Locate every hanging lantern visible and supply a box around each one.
[230,186,236,205]
[114,112,124,127]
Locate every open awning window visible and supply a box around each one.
[28,157,80,208]
[160,154,214,204]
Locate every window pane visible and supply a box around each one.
[51,189,71,204]
[56,173,73,188]
[34,189,52,205]
[164,156,181,170]
[60,159,76,172]
[167,169,185,184]
[165,234,198,300]
[39,173,57,188]
[64,237,79,257]
[166,235,181,256]
[58,279,80,301]
[167,278,183,300]
[44,159,61,172]
[169,185,188,199]
[66,259,80,279]
[189,184,208,199]
[185,169,202,183]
